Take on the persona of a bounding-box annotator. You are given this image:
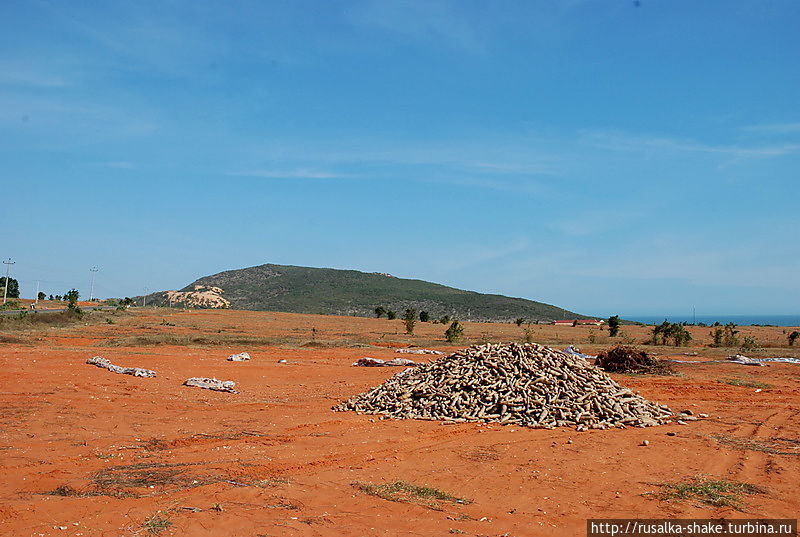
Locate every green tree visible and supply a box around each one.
[374,306,386,318]
[403,308,417,334]
[515,318,525,327]
[64,289,80,303]
[607,315,620,337]
[445,320,464,343]
[419,311,430,322]
[722,323,739,347]
[440,315,450,324]
[652,320,672,345]
[48,294,54,300]
[668,323,692,346]
[65,288,82,314]
[37,291,46,301]
[386,310,397,320]
[788,331,800,346]
[0,277,20,298]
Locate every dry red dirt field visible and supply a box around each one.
[1,309,799,536]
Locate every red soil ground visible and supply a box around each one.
[1,309,798,536]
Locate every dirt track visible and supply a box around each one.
[1,309,798,536]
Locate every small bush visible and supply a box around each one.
[607,315,620,337]
[374,306,386,318]
[789,331,800,346]
[740,336,758,352]
[386,310,397,320]
[445,320,463,343]
[419,311,429,322]
[0,299,22,311]
[403,308,417,335]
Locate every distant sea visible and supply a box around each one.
[628,314,800,327]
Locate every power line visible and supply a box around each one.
[2,258,15,304]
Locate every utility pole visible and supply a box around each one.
[35,280,40,305]
[89,267,99,301]
[143,287,147,307]
[2,258,14,305]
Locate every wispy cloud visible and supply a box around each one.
[579,128,800,160]
[226,168,353,180]
[740,122,800,135]
[347,0,486,54]
[0,61,71,88]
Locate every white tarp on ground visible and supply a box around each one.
[352,357,419,367]
[395,348,444,355]
[665,354,800,366]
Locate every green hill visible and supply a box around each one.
[140,263,591,322]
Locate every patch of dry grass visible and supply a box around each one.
[352,480,470,511]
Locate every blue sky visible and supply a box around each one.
[1,0,798,316]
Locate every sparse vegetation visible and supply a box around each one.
[652,476,765,511]
[711,434,800,456]
[740,336,759,352]
[403,308,417,334]
[718,377,773,389]
[445,320,464,343]
[712,323,740,347]
[419,310,429,322]
[374,306,386,318]
[523,325,534,344]
[386,310,397,320]
[515,317,525,327]
[0,299,22,311]
[142,511,172,535]
[352,480,469,510]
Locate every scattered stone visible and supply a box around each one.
[698,413,709,418]
[277,359,288,364]
[681,409,693,416]
[87,356,156,378]
[227,352,251,362]
[335,342,674,430]
[641,440,650,446]
[677,420,687,425]
[183,377,238,393]
[666,432,676,436]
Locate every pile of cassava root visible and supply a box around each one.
[335,342,674,430]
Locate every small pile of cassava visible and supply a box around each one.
[335,342,673,430]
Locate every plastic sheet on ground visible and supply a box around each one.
[352,357,419,367]
[395,348,444,355]
[563,346,596,360]
[665,354,800,366]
